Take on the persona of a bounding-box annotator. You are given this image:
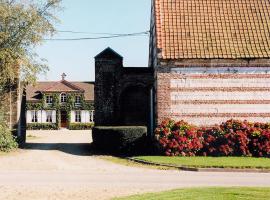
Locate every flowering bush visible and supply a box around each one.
[155,119,203,156]
[155,119,270,157]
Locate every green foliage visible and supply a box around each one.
[0,123,18,152]
[92,126,148,155]
[68,123,94,130]
[113,187,270,200]
[26,92,94,129]
[0,0,61,86]
[27,123,58,130]
[134,156,270,169]
[26,102,43,110]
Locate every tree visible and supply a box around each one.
[0,0,61,87]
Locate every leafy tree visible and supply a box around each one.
[0,0,61,87]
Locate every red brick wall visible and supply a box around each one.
[156,69,270,125]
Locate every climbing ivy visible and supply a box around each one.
[26,92,94,129]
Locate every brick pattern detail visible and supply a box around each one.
[157,71,270,125]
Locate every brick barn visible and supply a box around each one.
[95,0,270,134]
[149,0,270,126]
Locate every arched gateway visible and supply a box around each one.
[94,48,154,134]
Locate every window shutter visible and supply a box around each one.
[37,111,42,123]
[26,111,32,123]
[81,110,86,123]
[70,111,75,122]
[85,111,90,122]
[42,111,47,123]
[52,110,57,123]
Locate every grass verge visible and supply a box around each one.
[100,156,175,170]
[133,156,270,169]
[113,187,270,200]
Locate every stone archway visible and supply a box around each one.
[119,85,150,126]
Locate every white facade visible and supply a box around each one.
[27,110,94,124]
[70,110,94,123]
[27,110,56,123]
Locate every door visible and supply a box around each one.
[119,86,150,126]
[61,110,67,127]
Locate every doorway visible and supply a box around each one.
[119,86,150,126]
[60,110,67,128]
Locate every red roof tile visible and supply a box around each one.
[154,0,270,59]
[26,81,94,101]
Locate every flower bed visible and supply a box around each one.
[155,119,270,157]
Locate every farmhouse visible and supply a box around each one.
[26,74,94,130]
[95,0,270,133]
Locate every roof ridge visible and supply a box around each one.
[41,80,84,92]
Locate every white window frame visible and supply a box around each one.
[75,96,81,107]
[46,95,53,105]
[75,111,81,123]
[46,111,53,123]
[60,93,67,103]
[31,111,38,123]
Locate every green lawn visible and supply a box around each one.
[113,187,270,200]
[133,156,270,169]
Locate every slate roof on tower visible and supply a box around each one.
[153,0,270,59]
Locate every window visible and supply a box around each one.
[46,111,52,123]
[61,93,67,103]
[75,96,81,106]
[31,111,38,122]
[75,111,81,122]
[90,110,94,122]
[46,95,53,105]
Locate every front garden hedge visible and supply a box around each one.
[92,126,147,155]
[68,122,94,130]
[27,123,58,130]
[156,119,270,157]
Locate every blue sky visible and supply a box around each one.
[37,0,151,82]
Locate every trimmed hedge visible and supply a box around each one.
[68,123,94,130]
[27,123,58,130]
[92,126,147,155]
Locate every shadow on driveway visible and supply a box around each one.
[24,142,103,156]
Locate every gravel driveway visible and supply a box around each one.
[0,130,269,200]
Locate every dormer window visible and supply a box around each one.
[75,96,81,106]
[46,95,53,105]
[61,93,67,103]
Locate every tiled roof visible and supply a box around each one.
[40,80,84,93]
[26,81,94,101]
[154,0,270,59]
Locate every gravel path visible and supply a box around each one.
[0,130,269,200]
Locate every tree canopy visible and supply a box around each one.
[0,0,61,87]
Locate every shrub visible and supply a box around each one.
[27,123,58,130]
[155,119,270,157]
[68,123,94,130]
[92,126,147,155]
[247,127,270,157]
[0,123,18,152]
[155,119,203,156]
